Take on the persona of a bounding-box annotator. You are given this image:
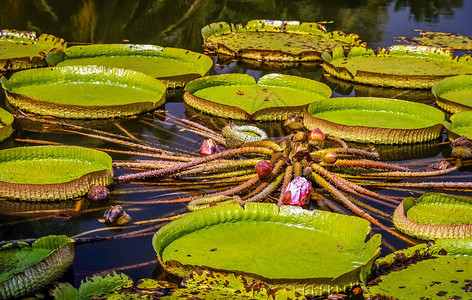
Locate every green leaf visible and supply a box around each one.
[53,44,212,88]
[305,97,445,144]
[393,193,472,239]
[153,203,381,296]
[4,65,166,119]
[366,239,472,300]
[184,73,331,120]
[52,272,132,300]
[0,235,75,299]
[202,20,364,61]
[396,30,472,50]
[165,269,306,299]
[0,145,114,201]
[449,110,472,138]
[322,45,472,88]
[52,283,80,300]
[0,29,67,71]
[432,75,472,113]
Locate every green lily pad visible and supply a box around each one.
[0,29,66,71]
[184,73,332,120]
[153,202,381,297]
[202,20,364,61]
[304,97,445,144]
[0,107,14,142]
[432,75,472,113]
[0,235,75,299]
[1,65,166,119]
[396,30,472,50]
[366,239,472,300]
[49,44,212,88]
[322,46,472,88]
[447,110,472,139]
[0,145,113,201]
[393,193,472,240]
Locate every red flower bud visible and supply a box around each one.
[308,128,325,147]
[255,160,272,178]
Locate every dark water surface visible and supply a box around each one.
[1,0,472,296]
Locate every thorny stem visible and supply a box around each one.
[354,165,458,178]
[321,159,410,172]
[117,146,275,182]
[310,172,417,245]
[311,164,396,209]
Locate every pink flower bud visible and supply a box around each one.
[281,176,312,206]
[198,139,220,156]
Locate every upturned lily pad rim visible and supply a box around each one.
[0,107,14,142]
[1,65,166,119]
[184,73,332,121]
[0,29,67,71]
[202,20,365,61]
[303,97,445,144]
[153,202,381,296]
[446,110,472,139]
[322,45,472,89]
[393,193,472,240]
[432,75,472,113]
[0,145,114,201]
[0,235,75,299]
[365,239,472,300]
[50,43,213,87]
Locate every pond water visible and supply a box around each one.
[1,0,472,297]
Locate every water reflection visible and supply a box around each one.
[394,0,463,22]
[0,0,466,51]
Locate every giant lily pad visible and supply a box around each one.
[366,239,472,300]
[0,29,66,71]
[153,202,381,297]
[0,235,75,299]
[202,20,364,62]
[322,46,472,88]
[447,110,472,139]
[0,107,13,142]
[396,30,472,50]
[432,75,472,113]
[0,146,113,201]
[49,44,212,88]
[0,65,166,119]
[303,97,445,144]
[184,73,332,120]
[393,193,472,240]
